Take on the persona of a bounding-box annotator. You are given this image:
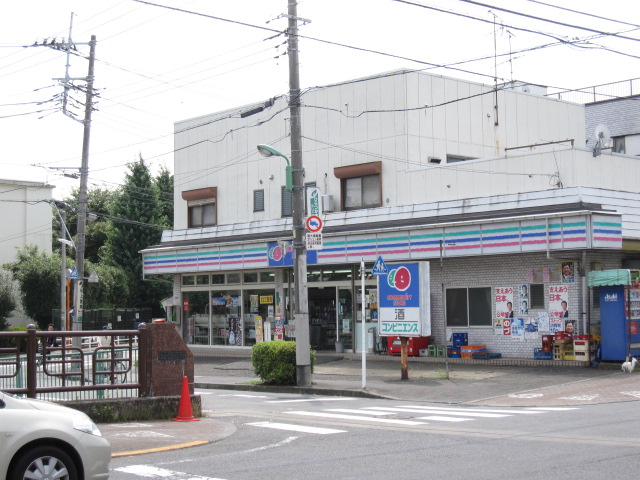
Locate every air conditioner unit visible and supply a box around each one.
[321,195,334,213]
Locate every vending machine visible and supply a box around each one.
[600,283,640,361]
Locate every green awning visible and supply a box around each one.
[587,269,632,287]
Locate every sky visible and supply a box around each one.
[1,0,638,199]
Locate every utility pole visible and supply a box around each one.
[73,35,97,330]
[287,1,311,387]
[60,210,67,330]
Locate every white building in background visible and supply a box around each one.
[0,179,54,326]
[142,69,639,360]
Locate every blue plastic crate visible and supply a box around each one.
[533,348,553,360]
[452,332,468,347]
[473,352,502,360]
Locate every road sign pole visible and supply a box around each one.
[361,257,366,389]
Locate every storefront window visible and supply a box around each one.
[244,289,275,346]
[227,272,241,284]
[323,267,353,281]
[243,272,258,283]
[211,274,225,285]
[196,274,209,285]
[184,291,209,345]
[308,268,322,282]
[260,271,275,283]
[211,291,242,345]
[182,275,195,286]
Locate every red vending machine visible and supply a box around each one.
[387,336,430,356]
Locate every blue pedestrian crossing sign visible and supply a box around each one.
[69,267,78,279]
[372,256,388,275]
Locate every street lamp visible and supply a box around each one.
[257,144,294,192]
[257,143,311,386]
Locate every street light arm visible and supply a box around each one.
[257,144,290,166]
[51,201,76,250]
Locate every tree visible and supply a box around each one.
[83,261,130,309]
[154,165,174,228]
[3,246,59,329]
[0,270,17,330]
[52,187,116,264]
[103,156,171,315]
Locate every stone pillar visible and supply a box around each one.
[146,322,194,396]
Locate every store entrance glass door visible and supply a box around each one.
[308,287,336,350]
[338,288,353,351]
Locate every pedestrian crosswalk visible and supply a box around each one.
[244,403,579,435]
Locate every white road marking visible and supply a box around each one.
[287,410,426,425]
[111,431,174,438]
[558,394,599,401]
[194,390,214,395]
[526,407,580,411]
[109,423,152,428]
[114,465,226,479]
[393,406,543,415]
[327,408,398,416]
[266,397,357,403]
[247,422,345,434]
[368,407,508,418]
[240,436,300,453]
[509,393,544,398]
[217,394,268,398]
[419,416,471,422]
[621,391,640,398]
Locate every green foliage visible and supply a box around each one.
[154,165,174,228]
[53,187,116,264]
[0,326,27,350]
[0,270,17,329]
[83,261,130,309]
[103,156,171,315]
[251,341,316,385]
[3,246,60,329]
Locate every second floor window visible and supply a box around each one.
[182,186,217,228]
[334,161,382,211]
[189,200,216,227]
[344,174,380,210]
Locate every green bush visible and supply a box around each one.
[251,341,316,385]
[0,326,27,351]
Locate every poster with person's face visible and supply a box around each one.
[561,261,575,283]
[496,287,514,319]
[549,285,568,332]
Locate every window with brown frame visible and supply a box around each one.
[334,161,382,211]
[182,187,217,228]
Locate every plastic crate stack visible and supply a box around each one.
[448,332,468,358]
[572,335,591,362]
[461,345,487,359]
[553,331,573,360]
[534,334,554,360]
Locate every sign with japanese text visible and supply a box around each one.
[495,286,514,320]
[378,262,430,337]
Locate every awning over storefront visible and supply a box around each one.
[587,269,632,287]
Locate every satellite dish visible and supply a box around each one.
[593,123,611,157]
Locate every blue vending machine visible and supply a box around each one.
[600,285,640,361]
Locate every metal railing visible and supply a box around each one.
[0,324,147,401]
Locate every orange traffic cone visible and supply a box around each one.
[172,376,200,422]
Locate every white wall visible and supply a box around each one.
[173,70,586,230]
[0,180,53,266]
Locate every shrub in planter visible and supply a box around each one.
[0,326,27,352]
[251,341,315,385]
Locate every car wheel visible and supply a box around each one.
[10,445,78,480]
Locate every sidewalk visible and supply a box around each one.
[102,354,640,456]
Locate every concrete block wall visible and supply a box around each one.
[427,250,623,358]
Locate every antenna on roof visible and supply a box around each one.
[592,124,611,157]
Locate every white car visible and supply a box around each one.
[0,390,111,480]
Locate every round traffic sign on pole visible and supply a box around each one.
[305,215,323,232]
